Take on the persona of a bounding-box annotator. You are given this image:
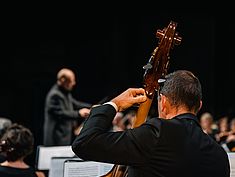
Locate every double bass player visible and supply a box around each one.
[71,21,230,177]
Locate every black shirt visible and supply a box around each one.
[0,165,37,177]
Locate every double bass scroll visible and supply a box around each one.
[133,20,182,128]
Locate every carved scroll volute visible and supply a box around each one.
[143,21,182,99]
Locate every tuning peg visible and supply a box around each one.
[143,63,152,70]
[158,78,166,84]
[174,33,182,46]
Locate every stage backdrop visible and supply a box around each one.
[1,9,234,165]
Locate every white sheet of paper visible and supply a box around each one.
[36,145,75,170]
[63,160,114,177]
[228,152,235,177]
[48,157,81,177]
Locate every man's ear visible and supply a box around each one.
[198,100,203,112]
[160,94,167,112]
[58,76,68,85]
[158,94,167,118]
[60,76,67,83]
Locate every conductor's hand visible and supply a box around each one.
[79,108,90,118]
[111,88,147,112]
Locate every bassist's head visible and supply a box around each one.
[157,70,202,119]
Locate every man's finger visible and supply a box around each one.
[131,88,145,96]
[133,95,147,103]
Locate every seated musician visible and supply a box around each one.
[0,123,45,177]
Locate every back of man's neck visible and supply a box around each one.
[1,160,29,169]
[165,109,195,119]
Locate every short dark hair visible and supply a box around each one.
[0,123,34,161]
[159,70,202,113]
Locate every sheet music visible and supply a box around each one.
[63,160,114,177]
[36,145,75,170]
[48,157,81,177]
[228,152,235,177]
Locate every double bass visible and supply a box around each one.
[102,21,182,177]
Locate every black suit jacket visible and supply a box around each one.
[43,84,91,146]
[72,104,230,177]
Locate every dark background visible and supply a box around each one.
[1,8,234,165]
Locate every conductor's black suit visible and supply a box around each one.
[43,84,91,146]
